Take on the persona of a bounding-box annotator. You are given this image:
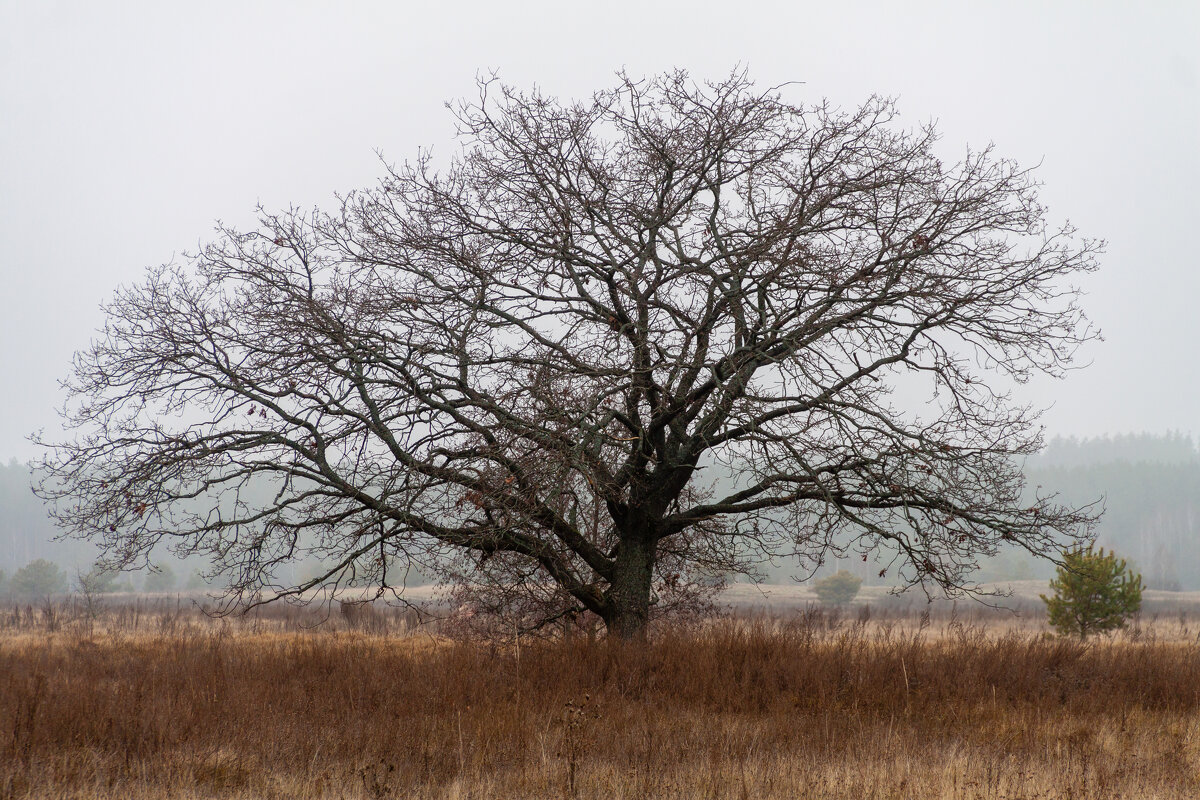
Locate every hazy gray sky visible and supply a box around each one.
[2,1,1197,462]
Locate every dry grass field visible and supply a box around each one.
[3,598,1200,799]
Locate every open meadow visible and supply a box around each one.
[4,595,1200,799]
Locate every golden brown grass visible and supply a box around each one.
[3,602,1200,799]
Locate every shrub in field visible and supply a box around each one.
[11,558,67,597]
[1041,545,1143,638]
[814,570,863,605]
[76,566,133,594]
[143,563,177,592]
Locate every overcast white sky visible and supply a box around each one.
[1,0,1197,463]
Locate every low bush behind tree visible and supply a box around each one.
[143,563,177,593]
[184,569,209,591]
[11,558,68,597]
[814,570,863,605]
[76,566,129,594]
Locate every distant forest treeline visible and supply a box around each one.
[1023,433,1199,590]
[2,432,1199,589]
[0,459,98,571]
[1027,431,1198,469]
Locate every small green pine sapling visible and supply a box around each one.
[1041,545,1143,638]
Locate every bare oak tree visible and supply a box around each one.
[37,71,1101,639]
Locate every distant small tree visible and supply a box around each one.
[0,569,8,597]
[184,569,208,591]
[143,563,177,593]
[813,569,863,605]
[11,559,68,597]
[1041,546,1143,638]
[75,566,122,597]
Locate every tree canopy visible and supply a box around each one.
[11,558,67,597]
[37,71,1101,639]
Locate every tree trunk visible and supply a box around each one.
[604,535,655,641]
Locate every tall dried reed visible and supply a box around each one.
[2,602,1199,799]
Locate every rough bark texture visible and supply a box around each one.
[37,70,1102,640]
[605,534,657,640]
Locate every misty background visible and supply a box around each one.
[1,2,1196,590]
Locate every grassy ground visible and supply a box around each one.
[3,601,1200,799]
